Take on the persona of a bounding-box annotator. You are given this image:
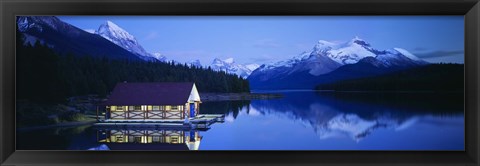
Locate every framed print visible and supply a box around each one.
[1,0,479,165]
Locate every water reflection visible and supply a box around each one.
[16,91,464,150]
[93,128,202,150]
[246,91,463,142]
[201,100,250,119]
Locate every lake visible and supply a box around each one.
[16,91,464,150]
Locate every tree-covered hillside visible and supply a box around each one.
[16,32,250,103]
[315,64,463,92]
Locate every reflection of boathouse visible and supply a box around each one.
[100,82,201,120]
[97,129,202,150]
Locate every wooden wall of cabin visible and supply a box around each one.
[106,105,185,120]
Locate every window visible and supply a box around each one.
[165,105,171,110]
[153,106,160,111]
[129,106,134,111]
[110,106,116,111]
[134,106,141,111]
[147,105,152,111]
[159,106,166,110]
[134,136,142,143]
[171,105,178,110]
[116,106,124,112]
[115,136,124,142]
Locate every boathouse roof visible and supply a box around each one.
[102,82,199,105]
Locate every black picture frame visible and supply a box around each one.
[1,0,479,165]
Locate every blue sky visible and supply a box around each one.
[58,16,464,65]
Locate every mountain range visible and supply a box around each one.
[17,16,428,86]
[248,37,428,90]
[210,58,260,78]
[17,16,259,78]
[17,16,143,61]
[92,20,260,77]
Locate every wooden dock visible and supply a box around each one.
[94,114,224,130]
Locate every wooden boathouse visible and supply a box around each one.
[99,82,201,120]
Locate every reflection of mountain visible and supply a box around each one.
[249,91,463,141]
[316,114,390,141]
[95,128,202,150]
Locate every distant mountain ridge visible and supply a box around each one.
[248,37,428,90]
[17,16,143,61]
[210,58,260,78]
[17,16,428,83]
[17,16,263,78]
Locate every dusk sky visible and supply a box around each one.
[58,16,464,65]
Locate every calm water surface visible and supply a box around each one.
[17,91,464,150]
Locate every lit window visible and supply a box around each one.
[134,106,141,110]
[129,106,134,111]
[117,106,124,111]
[147,105,152,111]
[153,106,160,111]
[165,106,171,110]
[110,106,116,111]
[171,106,178,110]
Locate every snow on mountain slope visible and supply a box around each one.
[17,17,44,32]
[327,37,378,64]
[152,52,167,62]
[393,47,422,61]
[249,36,427,85]
[245,64,261,71]
[16,16,144,61]
[95,21,165,62]
[96,21,136,42]
[210,58,260,78]
[189,59,202,68]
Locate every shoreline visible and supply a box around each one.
[200,92,283,101]
[17,119,97,131]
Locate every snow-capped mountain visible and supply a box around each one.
[189,59,202,68]
[152,52,167,62]
[16,16,143,61]
[210,58,260,78]
[245,64,261,72]
[248,37,427,90]
[254,36,426,76]
[318,36,378,65]
[95,21,165,62]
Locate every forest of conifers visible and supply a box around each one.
[16,32,250,103]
